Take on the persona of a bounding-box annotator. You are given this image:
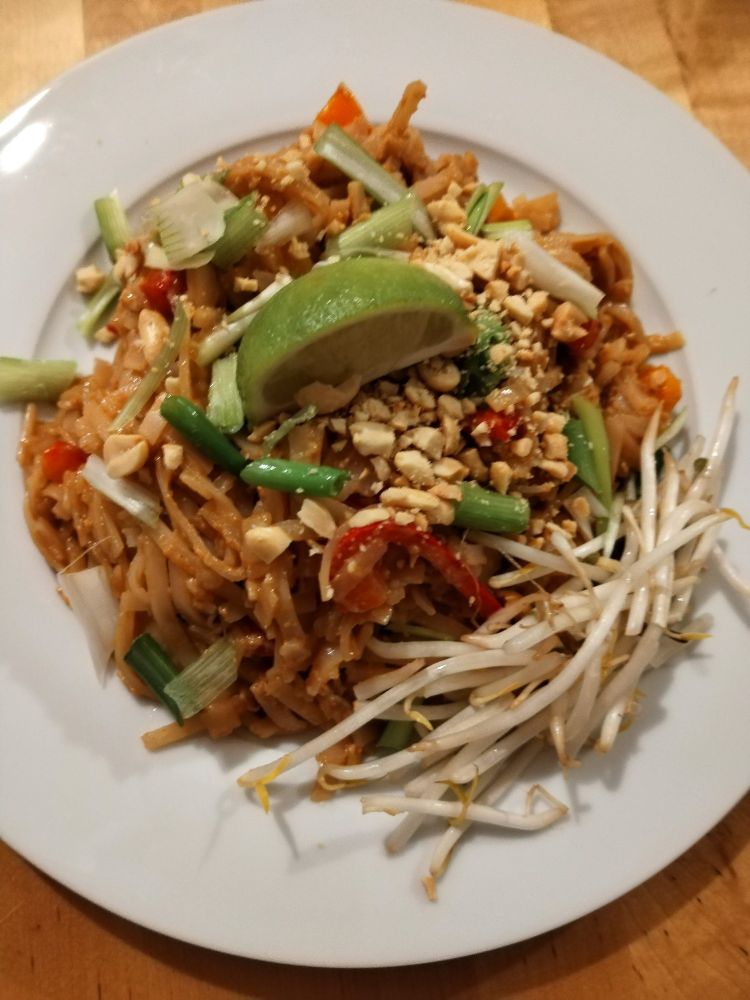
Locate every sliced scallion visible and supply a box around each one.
[256,201,313,251]
[110,299,189,431]
[482,219,533,238]
[196,274,293,367]
[211,195,267,269]
[465,181,502,235]
[262,404,317,455]
[377,719,415,752]
[57,566,118,684]
[513,233,604,320]
[152,180,231,267]
[240,457,350,498]
[77,271,122,340]
[207,353,244,434]
[314,124,435,240]
[94,191,131,261]
[81,455,162,527]
[0,357,76,404]
[124,633,183,724]
[453,483,529,535]
[563,417,601,495]
[163,638,238,719]
[326,194,416,258]
[570,396,613,509]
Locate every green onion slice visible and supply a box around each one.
[453,483,530,535]
[570,396,613,509]
[77,271,122,340]
[465,181,502,235]
[124,633,183,724]
[152,179,236,267]
[207,353,244,435]
[377,719,416,752]
[81,455,162,527]
[0,357,77,404]
[482,219,533,238]
[327,194,417,258]
[163,638,238,719]
[314,124,435,240]
[196,275,293,367]
[262,404,317,455]
[94,191,131,261]
[211,195,268,269]
[110,299,189,432]
[564,417,601,495]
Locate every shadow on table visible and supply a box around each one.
[42,792,750,999]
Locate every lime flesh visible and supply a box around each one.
[236,258,474,422]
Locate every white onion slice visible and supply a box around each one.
[58,566,118,683]
[513,233,604,319]
[82,455,161,527]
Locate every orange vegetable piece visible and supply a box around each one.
[639,364,682,411]
[316,83,364,128]
[486,193,514,223]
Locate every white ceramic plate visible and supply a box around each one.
[1,0,748,969]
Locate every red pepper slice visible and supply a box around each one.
[139,269,184,318]
[330,521,501,619]
[469,408,520,443]
[41,441,87,482]
[316,84,364,128]
[566,320,600,357]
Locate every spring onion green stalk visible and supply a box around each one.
[124,633,183,724]
[240,457,351,498]
[211,195,267,269]
[77,271,122,339]
[457,310,510,397]
[163,638,238,719]
[513,234,604,320]
[570,395,613,509]
[384,623,455,641]
[326,194,417,258]
[160,394,247,475]
[81,455,162,527]
[0,357,76,403]
[206,353,244,434]
[256,201,313,250]
[378,719,416,752]
[196,274,293,366]
[465,182,502,235]
[453,483,530,535]
[262,404,317,455]
[152,179,236,266]
[314,124,435,240]
[482,219,533,238]
[57,566,118,684]
[563,418,601,495]
[93,191,131,261]
[110,299,189,431]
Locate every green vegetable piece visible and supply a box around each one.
[207,353,245,434]
[482,219,533,239]
[563,418,601,495]
[457,310,510,397]
[378,719,415,752]
[124,633,183,725]
[262,404,317,456]
[94,192,131,261]
[465,181,502,235]
[240,457,350,498]
[211,195,267,269]
[453,483,530,535]
[0,357,77,404]
[77,271,122,340]
[163,638,237,719]
[327,194,416,258]
[160,394,248,475]
[570,396,613,510]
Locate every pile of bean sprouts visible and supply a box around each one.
[238,379,745,896]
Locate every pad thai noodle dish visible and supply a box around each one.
[4,81,745,898]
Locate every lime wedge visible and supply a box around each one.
[236,258,475,422]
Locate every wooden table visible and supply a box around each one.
[2,2,749,996]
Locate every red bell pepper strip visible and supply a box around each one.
[469,408,520,443]
[316,84,364,128]
[139,269,184,318]
[41,441,87,482]
[330,520,501,619]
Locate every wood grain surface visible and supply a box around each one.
[1,1,749,997]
